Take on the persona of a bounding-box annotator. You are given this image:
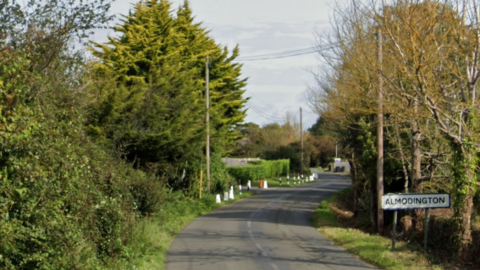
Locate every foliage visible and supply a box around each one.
[129,172,165,216]
[248,159,290,177]
[0,45,136,269]
[231,117,300,157]
[227,165,266,183]
[227,159,290,183]
[210,153,233,194]
[317,210,442,269]
[0,0,246,268]
[308,0,480,255]
[230,123,263,157]
[88,0,248,190]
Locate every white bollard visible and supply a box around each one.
[264,180,268,189]
[247,180,252,190]
[216,194,221,204]
[287,175,290,185]
[229,186,234,200]
[224,192,229,201]
[239,184,242,195]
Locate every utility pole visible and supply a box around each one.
[206,56,210,192]
[300,107,304,176]
[376,30,384,235]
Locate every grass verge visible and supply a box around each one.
[126,191,253,270]
[313,192,443,270]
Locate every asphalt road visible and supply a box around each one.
[166,172,377,270]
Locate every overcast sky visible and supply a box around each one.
[93,0,348,129]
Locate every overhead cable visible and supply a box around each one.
[234,43,341,62]
[236,47,317,62]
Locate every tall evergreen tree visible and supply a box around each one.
[174,1,248,154]
[88,0,248,188]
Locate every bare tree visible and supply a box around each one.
[310,1,479,250]
[372,0,479,254]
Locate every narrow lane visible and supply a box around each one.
[166,173,377,270]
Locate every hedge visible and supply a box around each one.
[227,159,290,183]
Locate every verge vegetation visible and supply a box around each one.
[315,188,478,269]
[127,192,253,270]
[0,0,249,268]
[307,0,480,262]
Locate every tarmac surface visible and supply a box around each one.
[166,172,377,270]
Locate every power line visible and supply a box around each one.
[245,100,303,123]
[248,92,276,110]
[246,104,284,122]
[236,48,317,62]
[236,47,316,60]
[234,43,340,62]
[246,102,285,122]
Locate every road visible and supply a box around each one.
[166,172,376,270]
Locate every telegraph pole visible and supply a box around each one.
[300,107,304,176]
[206,56,211,191]
[376,30,384,235]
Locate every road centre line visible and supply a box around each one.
[246,182,333,263]
[255,243,268,257]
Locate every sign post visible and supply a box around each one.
[381,193,450,251]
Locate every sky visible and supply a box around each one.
[93,0,348,129]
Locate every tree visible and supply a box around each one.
[310,0,479,255]
[373,0,480,254]
[231,123,263,157]
[0,0,150,268]
[88,0,248,189]
[174,1,248,154]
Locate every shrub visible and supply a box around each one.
[227,159,290,183]
[129,175,164,216]
[210,153,233,194]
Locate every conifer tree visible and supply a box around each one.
[174,1,248,154]
[88,0,248,188]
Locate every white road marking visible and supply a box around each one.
[271,263,280,270]
[255,243,268,257]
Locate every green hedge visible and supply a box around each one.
[227,159,290,183]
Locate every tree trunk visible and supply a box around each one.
[410,99,424,226]
[392,121,410,192]
[452,144,477,257]
[370,178,377,233]
[349,154,358,214]
[459,192,474,256]
[411,99,422,193]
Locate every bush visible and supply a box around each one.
[227,159,290,183]
[0,47,157,269]
[129,175,164,216]
[210,153,233,194]
[425,216,459,254]
[227,165,265,184]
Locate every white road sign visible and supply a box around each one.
[382,193,450,210]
